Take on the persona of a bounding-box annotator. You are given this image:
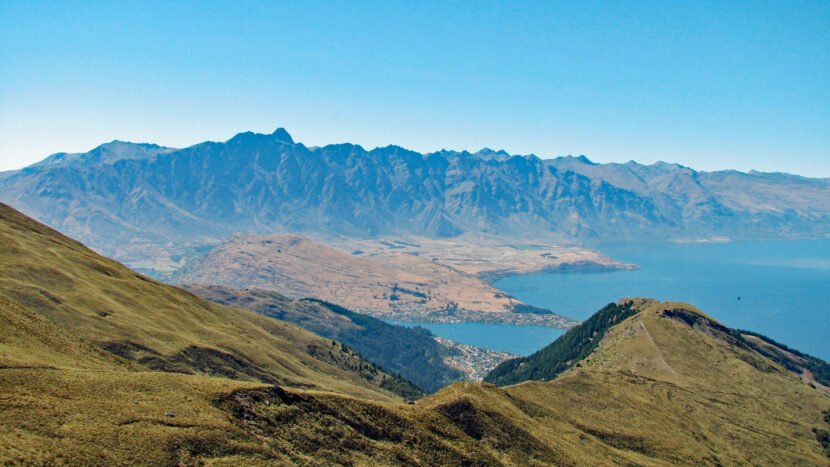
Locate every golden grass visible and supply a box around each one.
[2,203,828,464]
[0,369,263,465]
[3,296,829,464]
[0,203,405,402]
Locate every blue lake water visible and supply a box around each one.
[495,240,830,360]
[386,321,564,356]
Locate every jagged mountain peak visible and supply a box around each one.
[651,160,693,172]
[225,128,295,147]
[272,127,294,144]
[551,154,596,165]
[3,128,830,266]
[97,140,162,149]
[575,154,594,164]
[476,147,510,156]
[225,130,260,144]
[474,148,511,161]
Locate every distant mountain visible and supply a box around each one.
[28,141,177,168]
[1,128,829,265]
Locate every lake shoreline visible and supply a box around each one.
[362,307,579,329]
[476,259,639,285]
[356,258,639,329]
[495,239,830,360]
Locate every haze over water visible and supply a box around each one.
[496,239,830,360]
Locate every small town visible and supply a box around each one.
[434,337,518,381]
[360,302,580,328]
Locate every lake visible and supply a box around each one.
[386,321,564,356]
[495,239,830,360]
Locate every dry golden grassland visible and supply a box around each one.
[2,203,829,465]
[0,204,411,402]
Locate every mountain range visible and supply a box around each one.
[2,128,828,268]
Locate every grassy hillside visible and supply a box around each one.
[4,291,829,463]
[486,297,830,389]
[2,202,828,464]
[0,292,136,371]
[184,285,464,392]
[0,202,417,401]
[485,298,645,385]
[737,329,830,386]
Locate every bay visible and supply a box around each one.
[495,239,830,360]
[385,321,564,356]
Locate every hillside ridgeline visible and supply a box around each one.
[0,202,420,401]
[486,298,830,388]
[485,298,643,385]
[183,284,469,392]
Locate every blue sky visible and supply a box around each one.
[1,1,828,175]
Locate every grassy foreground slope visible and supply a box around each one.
[6,289,829,463]
[200,299,830,465]
[0,294,256,464]
[0,202,418,401]
[184,284,464,392]
[2,202,828,464]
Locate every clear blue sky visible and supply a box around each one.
[1,1,828,175]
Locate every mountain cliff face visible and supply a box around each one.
[1,128,829,264]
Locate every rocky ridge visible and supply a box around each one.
[2,128,828,270]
